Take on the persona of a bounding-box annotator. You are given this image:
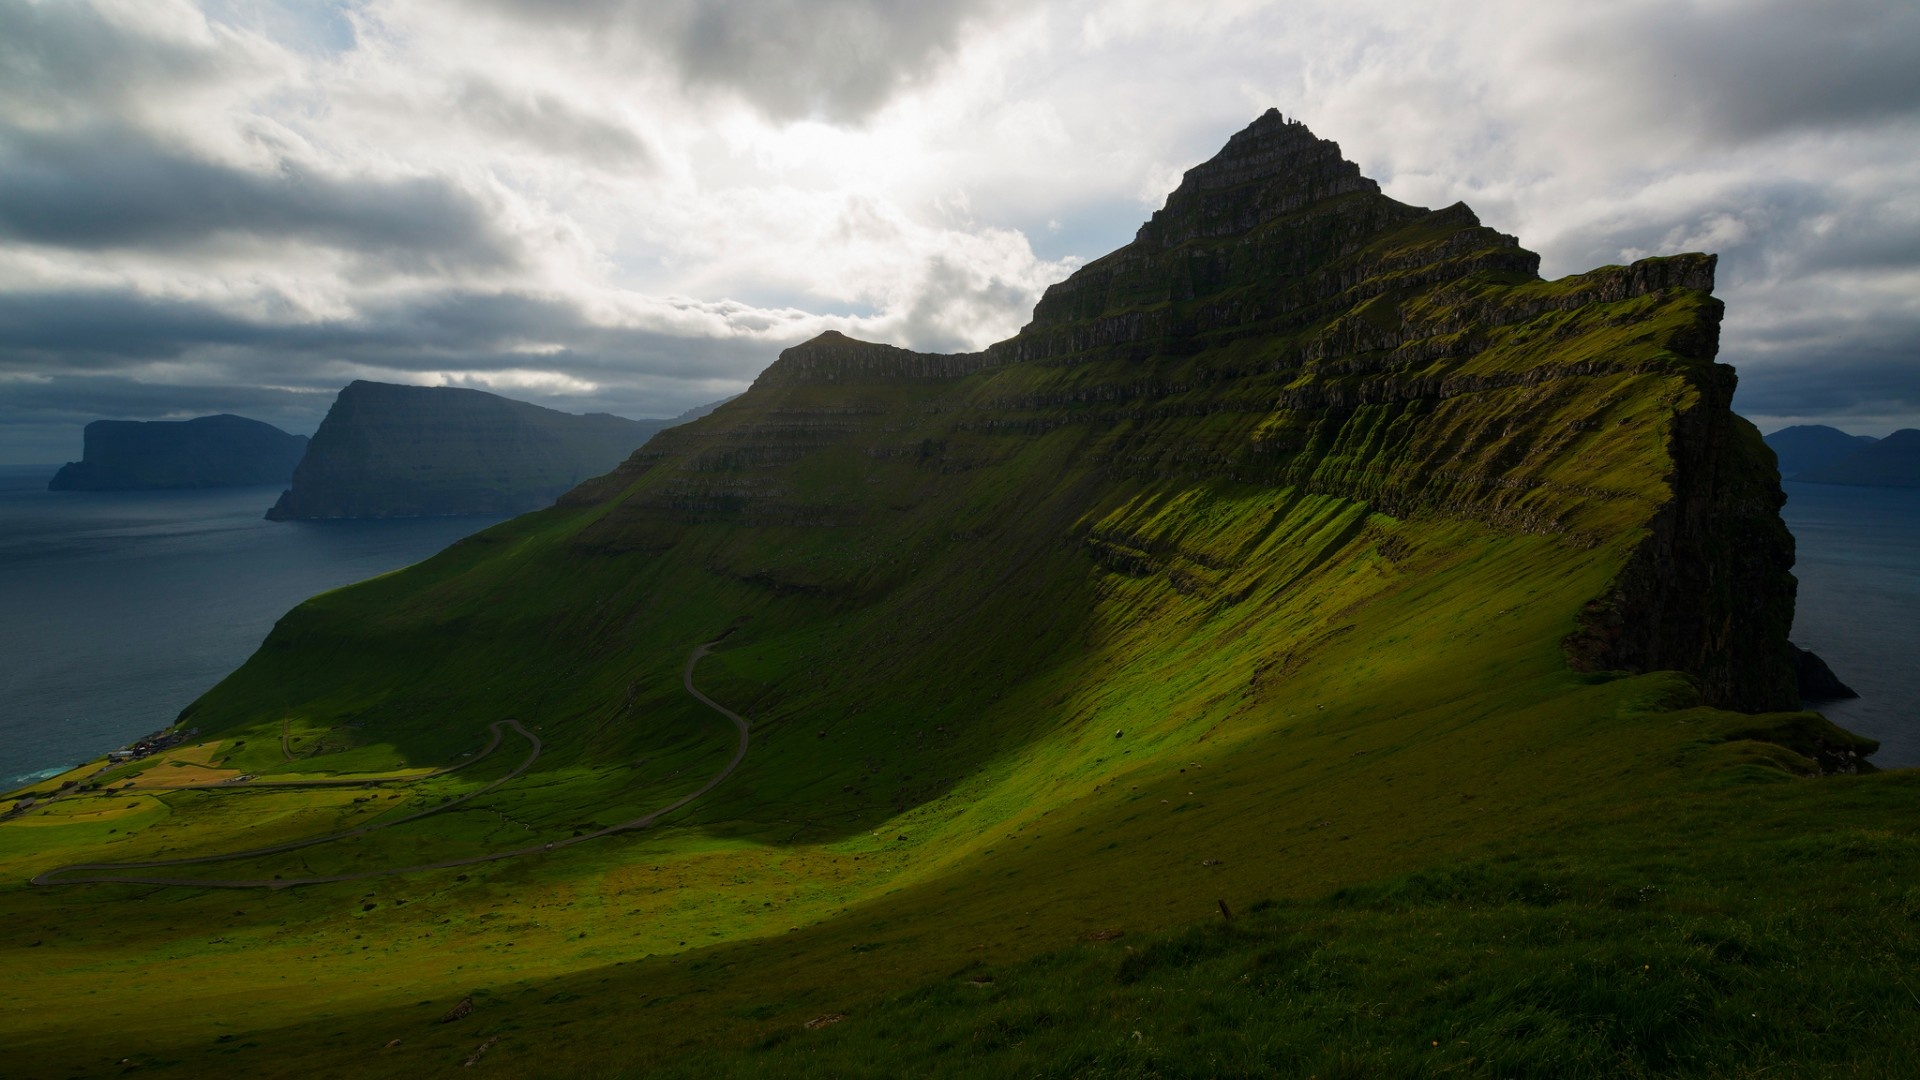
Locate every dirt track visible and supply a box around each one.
[31,640,749,890]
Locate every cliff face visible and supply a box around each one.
[572,110,1797,712]
[266,382,670,520]
[1561,367,1800,711]
[47,414,308,491]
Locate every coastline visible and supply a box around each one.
[0,482,509,783]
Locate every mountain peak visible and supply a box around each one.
[1133,111,1380,249]
[1005,109,1538,356]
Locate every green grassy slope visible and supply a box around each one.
[2,111,1910,1078]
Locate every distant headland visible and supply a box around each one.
[1765,424,1920,487]
[264,380,720,520]
[47,414,308,491]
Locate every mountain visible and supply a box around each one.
[1794,427,1920,487]
[10,112,1910,1077]
[264,381,678,520]
[561,109,1797,711]
[46,414,307,491]
[1764,423,1878,478]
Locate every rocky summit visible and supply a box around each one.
[6,113,1903,1079]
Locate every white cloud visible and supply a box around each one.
[2,0,1918,464]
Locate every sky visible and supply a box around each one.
[2,0,1917,463]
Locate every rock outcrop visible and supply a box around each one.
[1789,643,1858,703]
[48,415,307,491]
[266,382,677,520]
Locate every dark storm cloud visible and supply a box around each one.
[468,0,1003,121]
[0,285,777,383]
[0,282,783,461]
[0,288,277,365]
[0,125,522,269]
[0,373,341,462]
[1589,0,1920,144]
[0,0,233,122]
[0,374,331,429]
[303,289,781,383]
[1732,339,1920,432]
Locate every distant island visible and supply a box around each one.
[265,381,718,520]
[1763,424,1877,478]
[1765,424,1918,487]
[47,414,308,491]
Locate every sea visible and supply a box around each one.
[0,470,1914,787]
[0,464,506,788]
[1780,481,1920,768]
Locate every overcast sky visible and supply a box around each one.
[2,0,1916,463]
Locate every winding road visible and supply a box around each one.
[31,641,749,890]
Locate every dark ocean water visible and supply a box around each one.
[1781,482,1920,768]
[0,470,1912,789]
[0,465,505,787]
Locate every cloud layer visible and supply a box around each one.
[2,0,1917,461]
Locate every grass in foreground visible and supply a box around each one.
[61,759,1919,1079]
